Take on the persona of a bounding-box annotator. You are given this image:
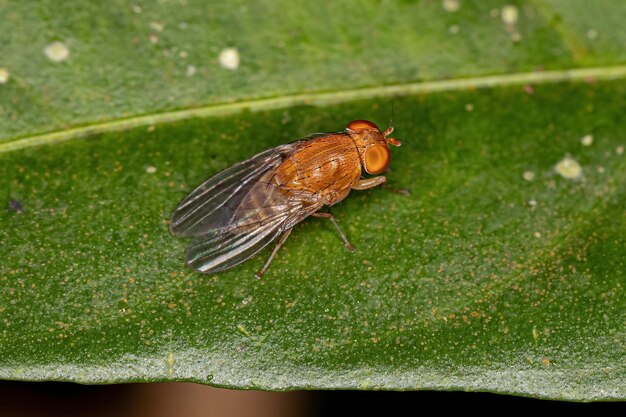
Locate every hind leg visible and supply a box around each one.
[256,228,293,278]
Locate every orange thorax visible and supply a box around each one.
[273,134,361,204]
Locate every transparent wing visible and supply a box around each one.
[185,211,288,273]
[170,142,303,237]
[171,140,324,274]
[183,168,322,274]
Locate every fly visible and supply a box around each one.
[170,119,402,277]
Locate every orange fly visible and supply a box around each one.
[170,120,401,277]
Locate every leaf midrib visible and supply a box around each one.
[2,65,626,154]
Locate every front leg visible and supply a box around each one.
[352,176,386,190]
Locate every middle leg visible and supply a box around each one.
[312,212,355,252]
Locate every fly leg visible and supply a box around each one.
[256,228,293,279]
[312,177,387,252]
[354,176,410,196]
[352,176,386,190]
[312,212,355,252]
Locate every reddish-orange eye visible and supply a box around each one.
[347,120,380,132]
[364,144,391,174]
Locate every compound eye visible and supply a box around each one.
[347,120,380,132]
[364,144,391,174]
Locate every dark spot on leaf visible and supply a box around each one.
[7,199,24,214]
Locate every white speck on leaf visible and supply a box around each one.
[523,171,535,182]
[186,65,197,77]
[150,22,165,32]
[616,145,624,155]
[442,0,460,13]
[219,48,240,70]
[465,103,474,112]
[44,42,70,62]
[580,134,593,146]
[528,200,537,207]
[501,5,518,25]
[146,166,157,174]
[554,156,583,180]
[534,231,541,238]
[0,68,9,84]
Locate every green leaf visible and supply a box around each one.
[3,0,625,142]
[1,0,625,402]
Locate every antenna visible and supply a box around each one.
[388,100,395,131]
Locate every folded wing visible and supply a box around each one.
[170,142,322,274]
